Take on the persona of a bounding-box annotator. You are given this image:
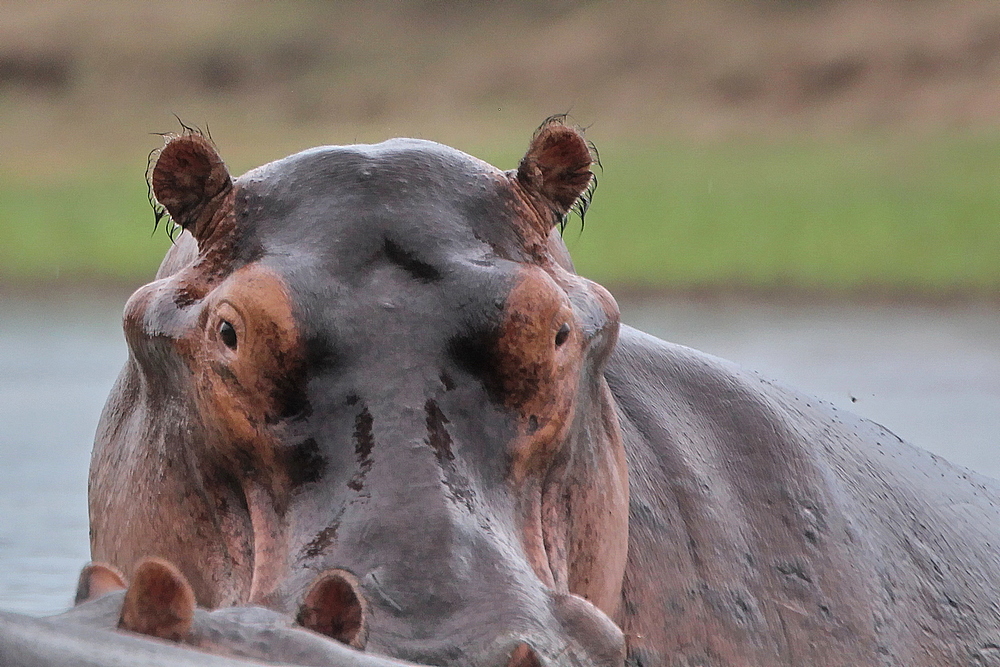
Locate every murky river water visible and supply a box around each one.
[0,292,997,616]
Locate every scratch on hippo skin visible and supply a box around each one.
[302,510,344,560]
[348,406,374,492]
[425,399,476,513]
[425,399,455,462]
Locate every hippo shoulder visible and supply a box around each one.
[606,323,1000,503]
[605,324,1000,665]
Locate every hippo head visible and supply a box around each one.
[90,120,629,667]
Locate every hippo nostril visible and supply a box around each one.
[507,642,543,667]
[297,569,368,649]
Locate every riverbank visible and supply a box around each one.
[2,132,999,296]
[5,1,1000,295]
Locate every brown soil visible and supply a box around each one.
[4,0,1000,168]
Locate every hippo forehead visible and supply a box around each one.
[208,141,539,377]
[239,138,503,192]
[232,138,532,270]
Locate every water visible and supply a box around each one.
[0,292,997,615]
[0,293,127,616]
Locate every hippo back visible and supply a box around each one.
[610,324,1000,666]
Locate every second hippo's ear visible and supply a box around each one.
[298,569,368,649]
[151,132,233,246]
[515,118,595,231]
[74,562,127,605]
[118,558,195,642]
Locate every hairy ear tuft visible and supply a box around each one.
[151,131,233,244]
[118,558,195,642]
[74,562,127,605]
[516,118,595,224]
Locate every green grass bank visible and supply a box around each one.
[2,133,999,296]
[569,133,1000,296]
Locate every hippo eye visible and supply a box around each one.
[219,320,238,350]
[555,323,570,347]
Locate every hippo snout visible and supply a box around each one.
[478,619,624,667]
[348,586,625,667]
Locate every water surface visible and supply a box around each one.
[0,293,126,616]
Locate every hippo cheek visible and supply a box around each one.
[494,267,629,620]
[187,264,306,441]
[115,260,311,607]
[496,268,583,487]
[186,263,311,604]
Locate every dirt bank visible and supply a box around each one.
[5,0,1000,168]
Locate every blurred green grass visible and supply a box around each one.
[0,169,165,285]
[2,133,999,294]
[568,133,1000,295]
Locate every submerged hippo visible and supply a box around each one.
[17,558,415,666]
[1,560,367,667]
[90,119,1000,667]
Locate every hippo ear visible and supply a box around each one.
[118,558,195,642]
[151,132,233,245]
[516,119,595,226]
[297,569,367,649]
[74,562,127,605]
[507,643,544,667]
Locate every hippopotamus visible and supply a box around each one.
[90,118,1000,667]
[1,558,422,667]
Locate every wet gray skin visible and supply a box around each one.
[47,590,421,667]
